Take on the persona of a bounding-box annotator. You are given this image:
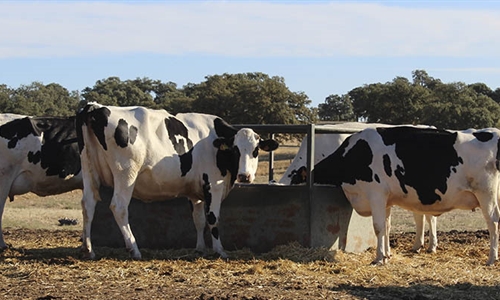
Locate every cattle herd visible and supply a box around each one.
[1,102,500,266]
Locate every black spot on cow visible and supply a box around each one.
[28,151,41,164]
[164,117,193,155]
[374,174,380,183]
[179,148,193,176]
[213,118,239,184]
[395,165,407,194]
[473,131,494,142]
[129,125,138,145]
[30,117,81,178]
[211,227,219,239]
[377,126,461,205]
[214,118,238,139]
[202,173,212,214]
[252,147,259,158]
[113,119,138,148]
[313,137,374,186]
[383,154,392,177]
[115,119,129,148]
[76,105,111,151]
[0,117,38,148]
[207,212,216,225]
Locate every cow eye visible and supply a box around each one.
[252,147,259,158]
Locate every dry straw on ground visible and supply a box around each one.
[1,228,500,299]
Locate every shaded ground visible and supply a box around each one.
[1,228,500,299]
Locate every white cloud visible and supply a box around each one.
[0,1,499,59]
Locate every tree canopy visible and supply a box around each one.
[1,70,499,130]
[320,70,500,129]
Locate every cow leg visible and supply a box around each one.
[81,188,98,260]
[109,187,141,260]
[426,215,438,253]
[205,188,227,258]
[412,212,425,253]
[478,198,500,265]
[0,190,9,249]
[190,199,207,253]
[371,201,389,265]
[384,207,392,259]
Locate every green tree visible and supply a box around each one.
[186,72,316,124]
[81,77,156,108]
[421,82,500,129]
[154,81,194,114]
[7,82,79,116]
[318,94,355,121]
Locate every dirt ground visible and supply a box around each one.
[1,228,500,300]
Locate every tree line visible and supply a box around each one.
[1,70,499,130]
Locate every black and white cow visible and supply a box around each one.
[76,103,278,259]
[311,126,500,265]
[0,113,82,248]
[279,123,438,253]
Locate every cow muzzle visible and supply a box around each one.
[237,173,252,183]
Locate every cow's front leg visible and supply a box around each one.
[204,187,227,258]
[426,215,438,253]
[412,212,425,253]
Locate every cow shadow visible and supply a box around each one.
[330,283,500,299]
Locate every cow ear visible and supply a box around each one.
[213,137,231,151]
[259,139,279,152]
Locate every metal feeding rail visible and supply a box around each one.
[233,124,363,187]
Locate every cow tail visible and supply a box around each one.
[76,103,103,201]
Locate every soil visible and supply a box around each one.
[1,228,500,299]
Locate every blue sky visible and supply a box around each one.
[1,1,500,108]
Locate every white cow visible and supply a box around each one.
[311,126,500,265]
[0,114,82,248]
[76,103,278,259]
[279,123,438,253]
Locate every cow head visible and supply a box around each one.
[213,119,278,184]
[289,166,308,185]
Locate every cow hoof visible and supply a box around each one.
[128,249,142,260]
[81,251,96,260]
[426,248,437,253]
[411,246,422,253]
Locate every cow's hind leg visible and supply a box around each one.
[478,197,500,266]
[370,197,390,265]
[384,207,392,259]
[0,188,10,250]
[190,198,207,253]
[81,187,98,259]
[109,184,141,260]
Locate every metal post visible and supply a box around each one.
[268,133,275,182]
[306,124,315,190]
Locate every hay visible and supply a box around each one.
[1,228,500,299]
